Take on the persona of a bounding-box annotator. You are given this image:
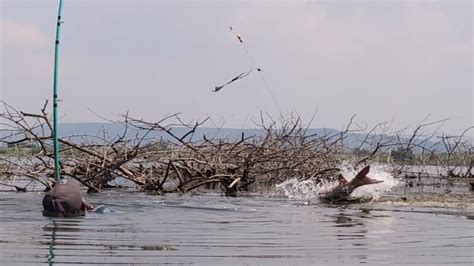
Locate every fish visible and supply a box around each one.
[319,165,383,203]
[91,205,114,214]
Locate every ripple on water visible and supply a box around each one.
[0,191,473,265]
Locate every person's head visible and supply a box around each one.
[42,177,86,217]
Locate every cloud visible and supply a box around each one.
[1,19,49,48]
[0,2,471,134]
[226,3,472,130]
[1,19,52,104]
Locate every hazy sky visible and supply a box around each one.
[1,0,472,134]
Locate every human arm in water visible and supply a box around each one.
[82,199,95,212]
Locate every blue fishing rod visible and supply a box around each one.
[52,0,64,181]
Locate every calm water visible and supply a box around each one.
[0,191,473,265]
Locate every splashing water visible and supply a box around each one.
[275,179,320,200]
[345,164,402,201]
[276,164,402,201]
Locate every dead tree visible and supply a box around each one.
[1,101,471,195]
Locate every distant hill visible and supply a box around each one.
[0,122,459,152]
[57,123,447,152]
[57,122,340,142]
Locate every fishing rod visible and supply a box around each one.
[52,0,64,181]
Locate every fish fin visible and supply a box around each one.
[354,165,370,180]
[351,165,383,187]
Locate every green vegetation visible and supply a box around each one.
[350,147,472,167]
[0,146,42,156]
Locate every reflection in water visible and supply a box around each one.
[0,192,472,265]
[335,212,353,225]
[43,218,84,265]
[328,208,400,264]
[332,210,369,263]
[47,221,55,265]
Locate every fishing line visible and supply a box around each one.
[213,68,253,92]
[227,25,282,111]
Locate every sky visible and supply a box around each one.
[1,0,472,135]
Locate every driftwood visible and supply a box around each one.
[0,101,472,194]
[0,101,345,194]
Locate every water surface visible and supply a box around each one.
[0,191,472,265]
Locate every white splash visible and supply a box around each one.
[275,178,320,200]
[344,164,402,201]
[275,164,402,201]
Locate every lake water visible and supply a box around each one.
[0,189,473,265]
